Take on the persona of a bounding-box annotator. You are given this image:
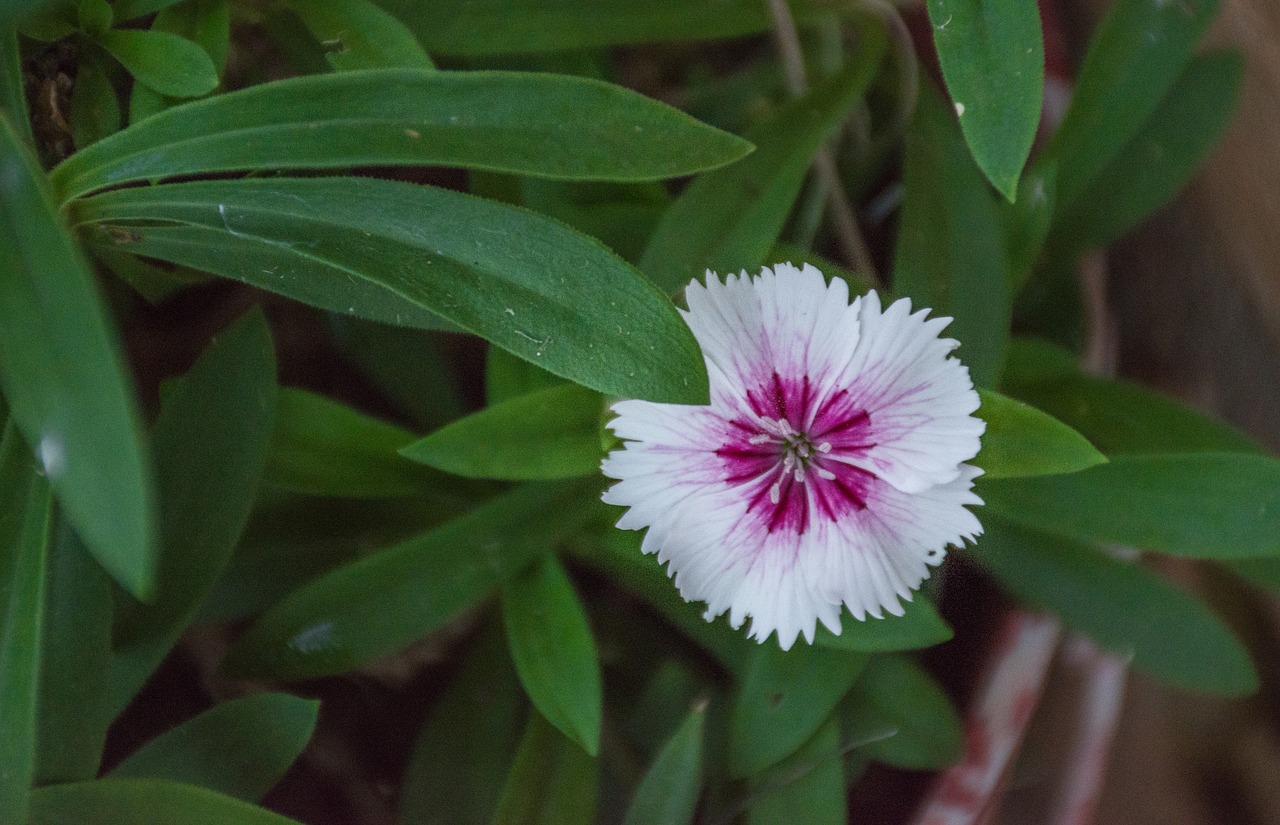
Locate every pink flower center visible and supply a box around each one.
[715,372,876,536]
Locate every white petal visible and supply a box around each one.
[839,292,984,493]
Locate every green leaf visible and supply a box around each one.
[112,0,184,20]
[745,716,844,825]
[1041,0,1217,212]
[980,453,1280,559]
[1003,373,1261,456]
[486,345,563,406]
[0,422,52,825]
[1,32,31,145]
[894,80,1010,387]
[491,712,598,825]
[75,176,710,405]
[1003,161,1056,287]
[813,597,952,652]
[640,33,888,295]
[76,0,111,37]
[267,388,446,498]
[731,645,868,778]
[128,0,230,124]
[1001,336,1080,385]
[0,116,156,599]
[52,69,753,201]
[283,0,433,70]
[221,480,595,681]
[926,0,1043,199]
[974,520,1258,694]
[1229,558,1280,595]
[402,383,602,481]
[28,779,304,824]
[502,555,602,756]
[108,693,319,801]
[1050,50,1242,252]
[36,519,112,784]
[568,525,754,673]
[378,0,818,54]
[623,704,705,825]
[110,311,276,716]
[68,48,121,148]
[96,29,218,98]
[401,620,526,825]
[975,388,1106,478]
[841,653,962,769]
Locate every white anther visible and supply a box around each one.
[794,465,806,483]
[769,482,781,504]
[816,467,836,480]
[817,442,832,453]
[749,434,773,445]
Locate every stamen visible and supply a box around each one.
[794,465,806,483]
[778,417,793,435]
[769,482,781,504]
[817,442,832,453]
[816,467,836,480]
[749,434,773,445]
[796,442,811,458]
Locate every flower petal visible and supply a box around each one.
[833,292,984,493]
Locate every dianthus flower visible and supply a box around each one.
[601,263,985,649]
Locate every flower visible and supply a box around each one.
[600,263,985,650]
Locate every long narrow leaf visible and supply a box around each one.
[0,116,155,599]
[75,176,709,404]
[52,69,753,201]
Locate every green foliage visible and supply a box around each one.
[975,388,1107,478]
[222,480,595,680]
[107,694,319,801]
[981,454,1280,559]
[730,644,868,778]
[975,521,1257,694]
[402,383,604,480]
[52,69,752,200]
[0,0,1264,819]
[927,0,1044,199]
[623,704,705,825]
[641,31,886,294]
[501,554,603,756]
[75,177,710,404]
[841,653,964,770]
[895,80,1011,387]
[0,116,156,599]
[0,419,52,825]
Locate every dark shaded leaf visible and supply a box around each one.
[491,712,597,825]
[110,311,276,715]
[975,520,1257,694]
[283,0,433,70]
[221,480,596,680]
[401,620,526,825]
[623,703,705,825]
[841,653,962,769]
[109,693,319,801]
[894,80,1010,387]
[28,779,304,824]
[36,519,112,784]
[640,35,888,295]
[0,420,52,824]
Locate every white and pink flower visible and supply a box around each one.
[601,263,985,650]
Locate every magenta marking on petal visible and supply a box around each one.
[745,372,814,424]
[810,389,875,452]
